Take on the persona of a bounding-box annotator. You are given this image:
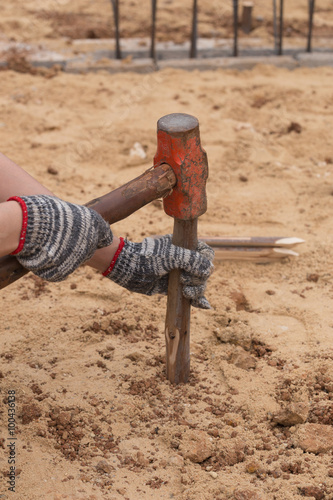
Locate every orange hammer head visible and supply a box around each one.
[154,113,208,220]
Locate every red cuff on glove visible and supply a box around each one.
[102,237,125,276]
[7,196,28,255]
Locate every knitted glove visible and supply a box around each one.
[103,235,214,309]
[9,195,113,282]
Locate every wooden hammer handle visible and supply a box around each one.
[0,163,176,290]
[165,218,198,384]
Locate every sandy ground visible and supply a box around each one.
[1,62,333,500]
[1,2,333,500]
[1,0,333,56]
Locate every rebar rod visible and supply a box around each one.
[278,0,284,55]
[232,0,239,57]
[307,0,315,53]
[272,0,278,54]
[190,0,198,58]
[150,0,158,61]
[110,0,121,59]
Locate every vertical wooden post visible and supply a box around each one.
[241,1,253,34]
[165,220,198,383]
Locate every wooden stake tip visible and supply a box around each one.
[273,248,299,257]
[274,237,305,247]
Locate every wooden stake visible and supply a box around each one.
[241,1,253,34]
[213,246,298,262]
[165,219,197,384]
[152,235,304,263]
[200,236,305,248]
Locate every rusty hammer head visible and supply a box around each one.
[154,113,208,220]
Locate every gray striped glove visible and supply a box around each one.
[9,195,113,282]
[103,235,214,309]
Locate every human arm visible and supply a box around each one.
[0,153,120,269]
[6,195,118,281]
[0,154,213,306]
[0,201,23,257]
[0,153,54,201]
[3,194,213,307]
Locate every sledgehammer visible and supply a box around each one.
[154,113,208,384]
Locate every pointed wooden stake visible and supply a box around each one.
[213,246,299,262]
[200,236,305,249]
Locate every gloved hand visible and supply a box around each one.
[8,195,113,282]
[104,234,214,309]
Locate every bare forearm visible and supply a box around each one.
[0,153,53,201]
[87,236,120,272]
[0,201,23,257]
[0,153,119,272]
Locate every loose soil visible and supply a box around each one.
[1,0,333,55]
